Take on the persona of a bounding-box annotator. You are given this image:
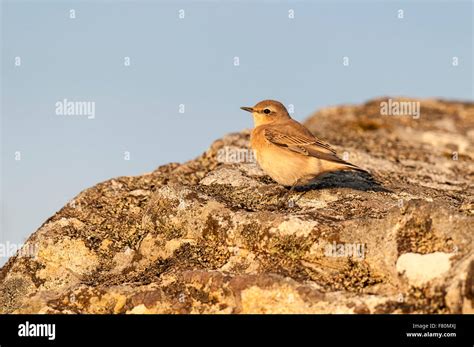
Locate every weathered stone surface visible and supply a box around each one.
[1,97,473,314]
[396,252,453,287]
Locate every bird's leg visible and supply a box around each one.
[280,179,301,208]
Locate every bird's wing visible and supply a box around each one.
[263,121,337,153]
[263,125,354,165]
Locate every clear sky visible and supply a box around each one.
[1,0,472,264]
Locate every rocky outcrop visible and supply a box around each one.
[1,97,473,313]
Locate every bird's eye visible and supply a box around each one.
[263,108,271,114]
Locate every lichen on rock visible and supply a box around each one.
[1,97,473,314]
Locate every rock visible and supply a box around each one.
[396,252,452,287]
[0,97,473,314]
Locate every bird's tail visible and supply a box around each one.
[340,162,370,175]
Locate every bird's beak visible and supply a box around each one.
[240,106,254,113]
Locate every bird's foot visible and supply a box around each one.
[278,187,298,209]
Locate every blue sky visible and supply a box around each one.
[1,0,472,263]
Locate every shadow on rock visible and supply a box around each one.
[295,171,391,193]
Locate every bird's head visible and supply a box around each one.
[241,100,291,127]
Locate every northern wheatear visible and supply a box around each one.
[241,100,368,188]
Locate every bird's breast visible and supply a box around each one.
[251,139,313,186]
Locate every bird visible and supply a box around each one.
[240,100,368,189]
